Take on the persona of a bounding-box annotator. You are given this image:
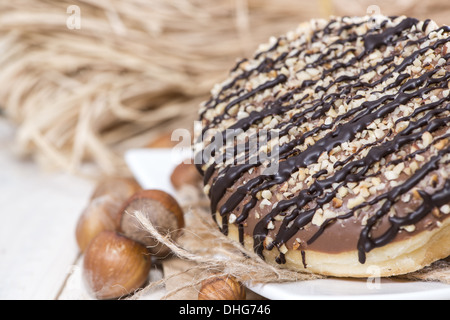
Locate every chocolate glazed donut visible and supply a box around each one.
[195,15,450,277]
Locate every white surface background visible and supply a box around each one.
[0,118,166,300]
[0,118,95,299]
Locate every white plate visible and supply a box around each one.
[125,148,192,196]
[125,148,450,300]
[249,278,450,300]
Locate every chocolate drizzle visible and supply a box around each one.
[196,16,450,265]
[363,17,418,53]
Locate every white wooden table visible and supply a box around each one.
[0,118,96,299]
[0,118,170,300]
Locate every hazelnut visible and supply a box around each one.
[434,138,448,150]
[75,195,119,252]
[170,160,202,190]
[83,231,151,300]
[146,132,179,148]
[75,177,142,252]
[432,207,441,218]
[332,197,343,208]
[90,176,142,202]
[412,189,422,200]
[347,195,365,209]
[198,276,246,300]
[430,174,439,188]
[118,190,184,257]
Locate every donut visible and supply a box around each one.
[194,15,450,278]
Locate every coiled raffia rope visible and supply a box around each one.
[0,0,448,177]
[0,0,326,177]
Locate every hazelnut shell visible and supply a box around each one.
[117,190,185,257]
[75,177,142,252]
[90,177,142,202]
[75,195,119,252]
[198,276,246,300]
[82,231,151,300]
[170,161,202,190]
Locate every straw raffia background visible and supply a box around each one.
[0,0,449,176]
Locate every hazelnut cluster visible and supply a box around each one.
[75,161,246,300]
[76,176,185,299]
